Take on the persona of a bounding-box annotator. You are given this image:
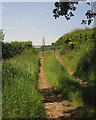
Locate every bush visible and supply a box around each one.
[2,41,33,59]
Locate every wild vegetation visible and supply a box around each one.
[1,27,96,118]
[50,28,96,117]
[2,49,45,118]
[52,28,96,84]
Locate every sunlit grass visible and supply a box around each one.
[2,50,45,118]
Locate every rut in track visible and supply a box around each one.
[55,52,88,86]
[38,52,78,119]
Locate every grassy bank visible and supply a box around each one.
[61,41,96,84]
[60,45,96,107]
[52,28,96,84]
[2,49,45,118]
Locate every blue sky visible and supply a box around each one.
[2,2,92,45]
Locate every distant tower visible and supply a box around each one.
[42,37,45,46]
[42,37,45,51]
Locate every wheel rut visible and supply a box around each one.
[55,51,88,86]
[38,53,78,119]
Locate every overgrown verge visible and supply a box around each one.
[2,50,45,118]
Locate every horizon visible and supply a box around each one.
[2,2,93,45]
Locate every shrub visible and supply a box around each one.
[2,41,33,59]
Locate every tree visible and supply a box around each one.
[53,0,96,25]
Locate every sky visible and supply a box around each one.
[2,2,93,45]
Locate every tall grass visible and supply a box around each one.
[2,49,45,118]
[44,52,82,105]
[74,46,96,83]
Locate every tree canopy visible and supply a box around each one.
[53,1,96,25]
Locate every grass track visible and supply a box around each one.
[43,52,82,105]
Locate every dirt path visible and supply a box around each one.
[38,52,78,119]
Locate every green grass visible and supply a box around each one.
[44,52,66,89]
[43,52,82,105]
[62,50,80,71]
[2,49,45,118]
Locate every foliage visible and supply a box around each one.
[53,28,96,51]
[53,1,96,25]
[2,50,45,118]
[55,28,96,84]
[2,41,33,59]
[51,28,96,108]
